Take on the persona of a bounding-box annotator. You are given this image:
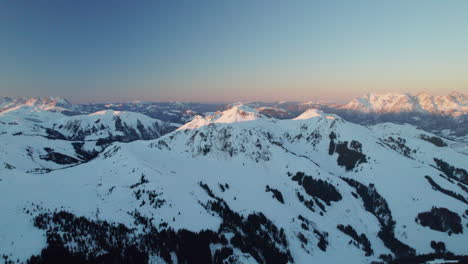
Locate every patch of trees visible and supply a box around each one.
[337,224,373,256]
[433,158,468,185]
[129,174,149,189]
[199,182,216,199]
[148,139,171,150]
[30,211,147,264]
[458,183,468,193]
[71,142,99,161]
[430,241,446,254]
[30,205,278,264]
[146,190,165,209]
[218,183,229,192]
[4,162,15,170]
[131,176,165,209]
[291,172,342,205]
[419,134,447,147]
[102,146,121,159]
[296,192,314,212]
[314,230,328,252]
[39,151,80,165]
[96,137,115,147]
[328,132,337,155]
[329,132,367,170]
[424,176,467,204]
[199,182,293,264]
[342,178,415,258]
[297,215,328,252]
[45,128,67,140]
[297,232,308,245]
[265,185,285,204]
[416,207,463,234]
[383,136,413,158]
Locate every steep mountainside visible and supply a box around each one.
[1,105,466,264]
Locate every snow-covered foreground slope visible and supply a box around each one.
[0,106,467,264]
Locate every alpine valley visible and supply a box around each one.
[0,92,467,264]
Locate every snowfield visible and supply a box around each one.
[0,101,467,264]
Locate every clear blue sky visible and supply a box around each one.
[1,0,467,103]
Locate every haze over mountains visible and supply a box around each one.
[0,91,467,264]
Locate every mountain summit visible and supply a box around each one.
[293,108,339,120]
[178,104,271,130]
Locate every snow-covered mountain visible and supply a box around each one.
[1,104,466,264]
[178,104,272,130]
[341,92,467,117]
[49,109,177,143]
[0,105,177,174]
[0,96,72,112]
[0,105,177,142]
[220,92,467,143]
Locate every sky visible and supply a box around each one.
[0,0,467,103]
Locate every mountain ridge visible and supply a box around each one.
[341,91,467,117]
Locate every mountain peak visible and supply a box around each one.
[178,103,270,130]
[293,108,338,120]
[214,104,262,122]
[90,109,122,116]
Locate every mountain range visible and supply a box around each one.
[0,92,467,264]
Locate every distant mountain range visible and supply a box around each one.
[5,91,465,141]
[341,92,467,116]
[3,91,466,117]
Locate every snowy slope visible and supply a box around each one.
[0,105,466,264]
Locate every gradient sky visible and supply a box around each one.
[1,0,467,103]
